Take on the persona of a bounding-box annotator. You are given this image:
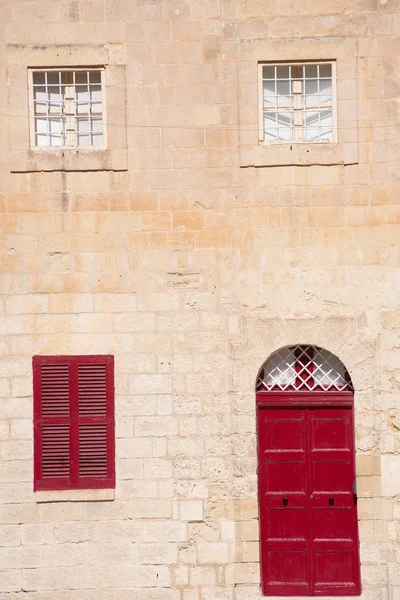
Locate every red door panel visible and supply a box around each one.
[258,405,361,597]
[309,408,360,595]
[259,409,309,596]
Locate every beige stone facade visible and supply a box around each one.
[0,0,400,598]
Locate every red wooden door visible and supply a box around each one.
[258,406,360,596]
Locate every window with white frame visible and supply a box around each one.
[260,62,335,143]
[30,69,105,148]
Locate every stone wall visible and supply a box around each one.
[0,1,399,599]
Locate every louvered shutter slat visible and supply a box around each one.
[42,424,70,478]
[41,364,70,417]
[78,364,107,417]
[79,424,108,477]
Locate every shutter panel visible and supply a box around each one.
[79,424,107,478]
[33,359,72,490]
[78,363,107,417]
[76,357,115,488]
[41,363,70,417]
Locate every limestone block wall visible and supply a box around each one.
[0,0,399,599]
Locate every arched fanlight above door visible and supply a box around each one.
[256,345,353,392]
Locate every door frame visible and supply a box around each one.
[256,391,361,596]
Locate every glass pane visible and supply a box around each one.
[92,118,103,134]
[33,72,45,85]
[277,126,293,141]
[77,104,90,115]
[264,112,278,140]
[305,111,319,137]
[305,65,318,78]
[77,134,90,146]
[60,72,70,85]
[91,102,103,115]
[319,64,332,78]
[76,85,89,102]
[305,79,318,96]
[319,109,333,140]
[90,85,102,104]
[48,86,62,103]
[264,129,277,140]
[76,85,90,114]
[34,102,47,114]
[47,72,60,85]
[75,71,88,84]
[277,110,292,126]
[276,66,289,79]
[263,66,275,79]
[290,65,302,80]
[304,110,320,140]
[277,109,293,140]
[92,133,103,146]
[264,80,276,109]
[49,118,63,134]
[264,348,296,388]
[319,78,332,103]
[48,119,64,146]
[263,80,275,96]
[34,87,47,104]
[35,118,49,134]
[264,111,277,125]
[313,349,346,387]
[89,71,101,84]
[277,81,290,107]
[48,86,63,114]
[50,135,63,147]
[36,134,49,146]
[77,118,90,133]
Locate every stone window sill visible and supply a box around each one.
[10,148,127,173]
[35,489,115,503]
[240,141,357,167]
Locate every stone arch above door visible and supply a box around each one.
[256,345,354,394]
[228,314,378,398]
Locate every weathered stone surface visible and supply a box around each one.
[0,0,399,598]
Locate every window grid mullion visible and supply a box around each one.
[64,72,75,147]
[293,68,303,141]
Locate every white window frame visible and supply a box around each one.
[28,67,107,150]
[258,61,337,145]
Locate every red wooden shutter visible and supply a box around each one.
[76,359,115,488]
[33,360,72,490]
[33,355,115,491]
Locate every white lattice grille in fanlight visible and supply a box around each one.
[257,346,353,392]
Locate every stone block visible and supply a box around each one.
[143,522,188,542]
[198,542,229,564]
[0,570,21,592]
[381,455,400,496]
[135,416,177,436]
[180,501,204,522]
